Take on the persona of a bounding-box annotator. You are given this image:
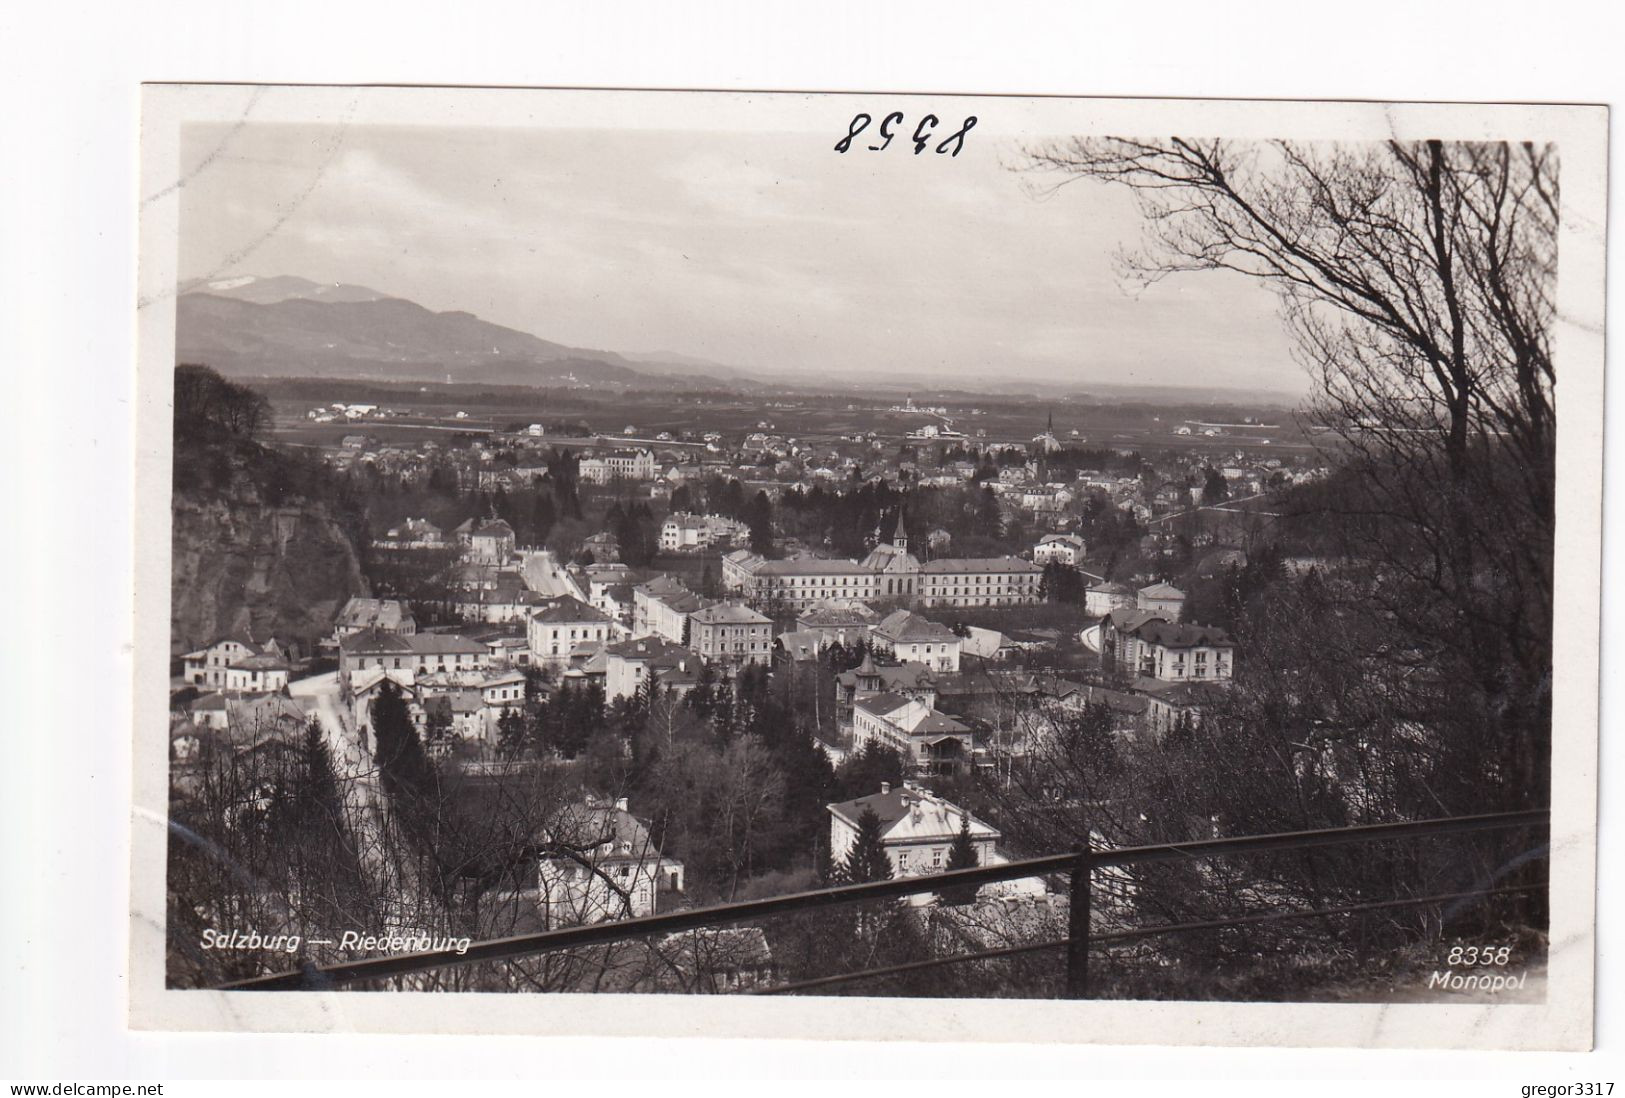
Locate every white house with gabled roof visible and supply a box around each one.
[827,782,999,880]
[1136,581,1187,621]
[338,628,490,686]
[536,796,684,929]
[181,632,291,693]
[688,601,775,668]
[870,609,961,672]
[852,692,979,774]
[527,595,616,671]
[1033,532,1087,567]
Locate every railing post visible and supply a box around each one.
[1065,835,1091,999]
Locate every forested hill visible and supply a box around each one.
[174,288,740,390]
[170,364,371,655]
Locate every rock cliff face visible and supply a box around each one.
[170,490,370,656]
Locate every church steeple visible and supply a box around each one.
[891,509,909,550]
[1047,409,1054,435]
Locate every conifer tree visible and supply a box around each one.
[818,833,846,886]
[842,806,893,884]
[746,490,775,557]
[370,679,435,806]
[835,741,904,802]
[975,485,1004,537]
[496,707,528,759]
[939,812,980,906]
[296,718,344,826]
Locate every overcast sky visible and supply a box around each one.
[178,120,1306,397]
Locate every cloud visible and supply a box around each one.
[177,121,1307,395]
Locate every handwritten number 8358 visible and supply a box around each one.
[835,112,977,157]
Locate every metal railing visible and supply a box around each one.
[219,807,1548,994]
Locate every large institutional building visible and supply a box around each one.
[578,449,657,485]
[722,514,1042,612]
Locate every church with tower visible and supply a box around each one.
[1031,410,1063,454]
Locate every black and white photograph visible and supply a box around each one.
[126,86,1605,1048]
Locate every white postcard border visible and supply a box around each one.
[131,85,1606,1049]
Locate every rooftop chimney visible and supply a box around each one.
[615,796,629,812]
[880,782,891,795]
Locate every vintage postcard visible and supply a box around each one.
[132,85,1605,1048]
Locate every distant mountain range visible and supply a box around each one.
[177,274,394,306]
[175,275,1301,405]
[175,275,751,391]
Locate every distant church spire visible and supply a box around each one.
[1047,409,1054,435]
[892,509,909,549]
